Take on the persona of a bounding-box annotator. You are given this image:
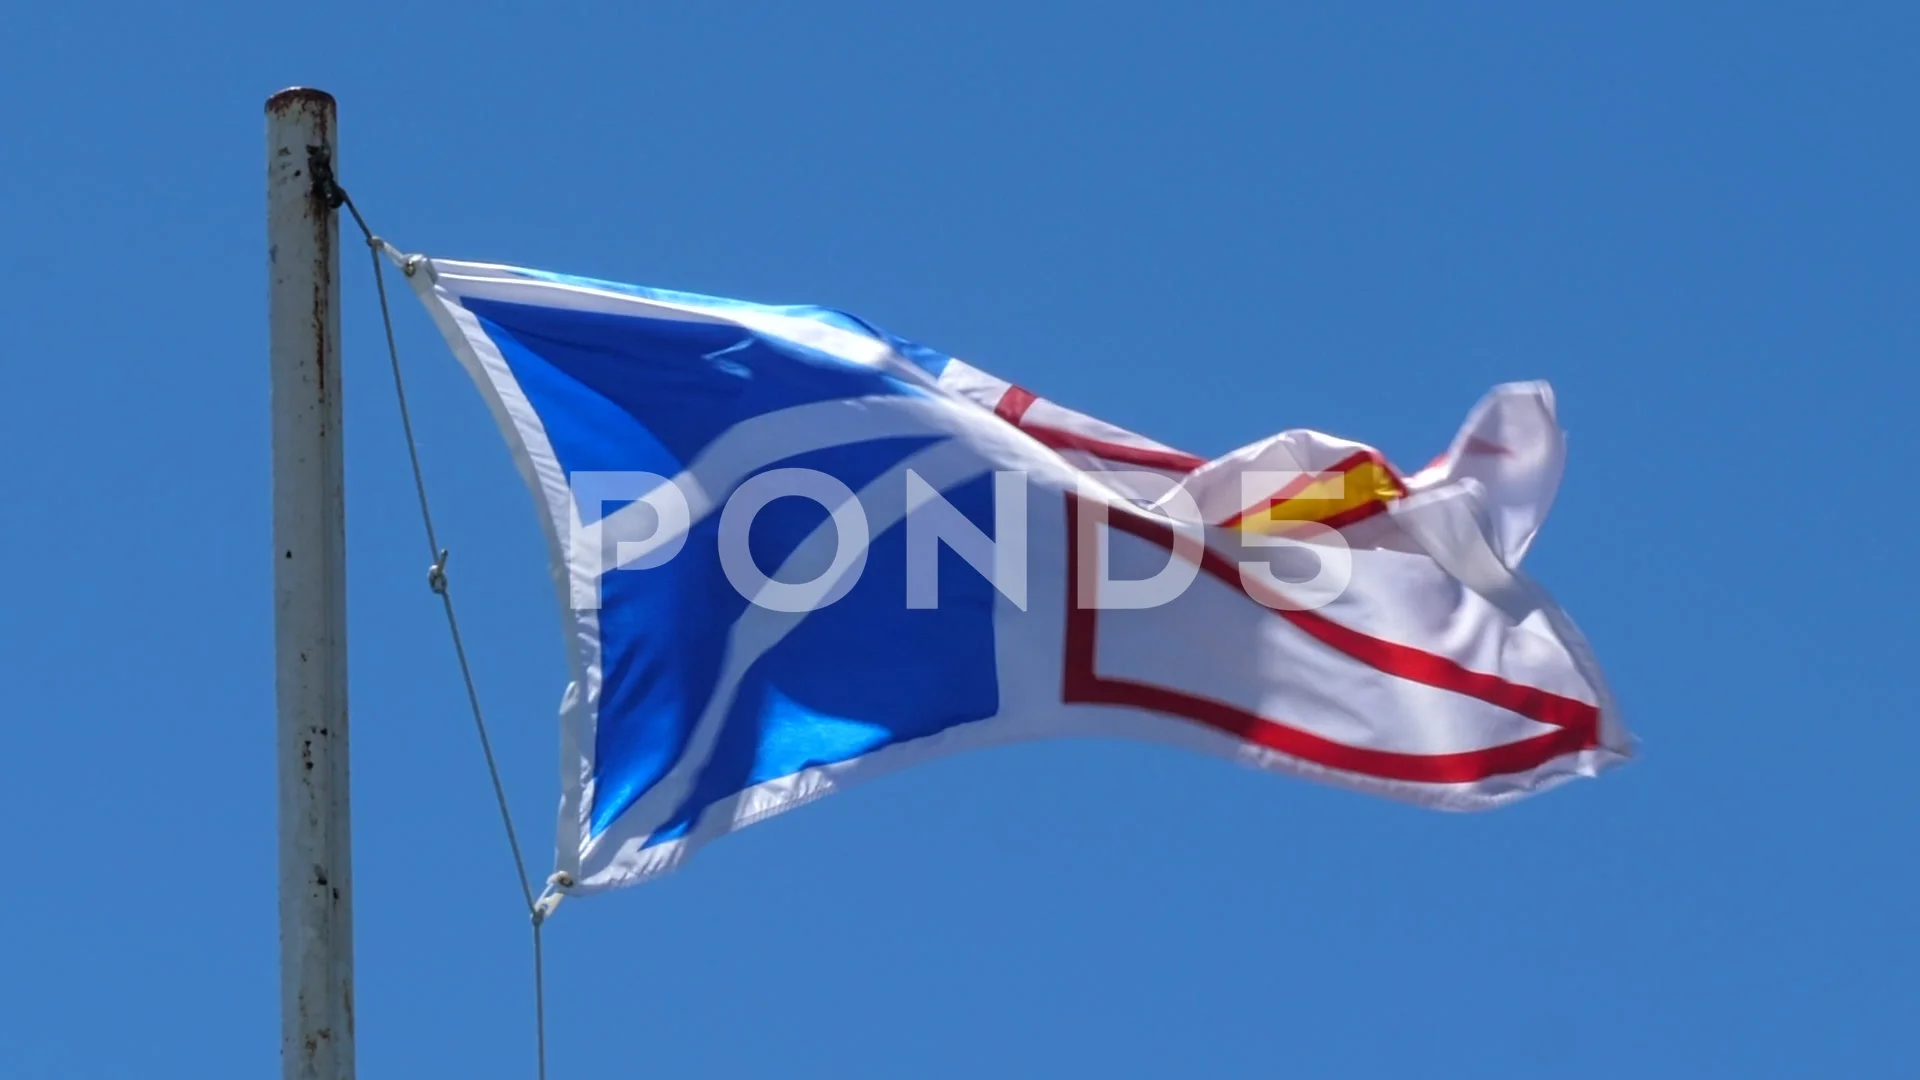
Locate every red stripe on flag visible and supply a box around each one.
[992,384,1207,474]
[1062,493,1600,783]
[994,385,1038,424]
[1021,423,1208,473]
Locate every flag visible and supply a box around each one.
[408,259,1629,896]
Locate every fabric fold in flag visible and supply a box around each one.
[407,258,1630,896]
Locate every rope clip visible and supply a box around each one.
[532,872,575,926]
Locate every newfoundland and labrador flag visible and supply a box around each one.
[408,258,1629,898]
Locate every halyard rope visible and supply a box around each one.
[315,155,551,1080]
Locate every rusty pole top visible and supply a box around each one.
[267,86,337,113]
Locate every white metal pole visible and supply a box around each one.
[268,86,355,1080]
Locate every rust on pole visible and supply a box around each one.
[267,86,355,1080]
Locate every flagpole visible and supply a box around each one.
[268,86,356,1080]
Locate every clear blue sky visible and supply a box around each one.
[2,3,1914,1076]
